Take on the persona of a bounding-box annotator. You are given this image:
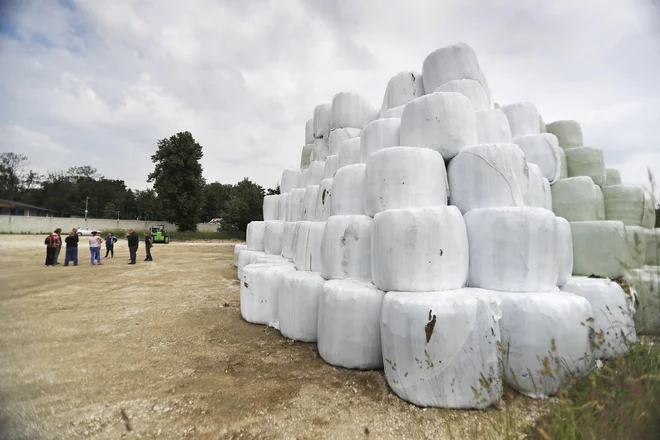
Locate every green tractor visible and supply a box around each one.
[150,225,170,244]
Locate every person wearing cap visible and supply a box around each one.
[88,230,103,266]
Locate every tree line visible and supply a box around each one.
[0,131,278,233]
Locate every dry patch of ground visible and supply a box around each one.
[0,235,549,439]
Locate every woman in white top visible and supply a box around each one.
[89,231,103,266]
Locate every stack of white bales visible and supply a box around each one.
[237,41,650,411]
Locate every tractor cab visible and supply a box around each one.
[150,225,170,244]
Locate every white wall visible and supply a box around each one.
[0,216,219,234]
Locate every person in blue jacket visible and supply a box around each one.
[104,232,118,258]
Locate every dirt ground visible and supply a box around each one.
[0,235,551,440]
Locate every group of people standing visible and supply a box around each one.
[44,228,154,267]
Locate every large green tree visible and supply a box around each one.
[221,178,265,234]
[201,182,233,222]
[0,152,29,200]
[147,132,205,231]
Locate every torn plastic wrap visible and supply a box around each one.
[315,178,333,221]
[330,163,367,216]
[279,271,326,342]
[321,215,372,280]
[240,263,296,325]
[312,137,329,162]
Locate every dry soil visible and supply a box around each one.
[0,235,550,440]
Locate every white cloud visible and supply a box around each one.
[0,0,658,191]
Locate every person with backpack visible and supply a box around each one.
[144,231,153,261]
[44,232,59,267]
[64,229,79,266]
[88,230,103,266]
[104,232,118,258]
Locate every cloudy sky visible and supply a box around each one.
[1,0,659,193]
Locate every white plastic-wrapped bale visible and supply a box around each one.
[306,161,325,186]
[281,169,303,194]
[301,185,319,221]
[281,222,298,261]
[501,102,540,138]
[605,168,621,186]
[285,188,306,222]
[323,155,339,179]
[421,43,489,98]
[524,163,546,208]
[317,278,385,369]
[571,221,633,277]
[381,105,406,119]
[360,118,401,163]
[551,177,605,222]
[237,249,266,281]
[539,115,546,133]
[305,118,314,144]
[312,137,329,162]
[542,178,552,211]
[313,103,332,139]
[626,226,647,269]
[513,133,562,184]
[556,217,574,287]
[561,277,636,358]
[465,207,558,292]
[328,127,362,156]
[400,92,477,160]
[381,71,425,112]
[474,108,512,144]
[300,143,314,170]
[233,244,247,267]
[240,263,296,325]
[246,221,267,251]
[469,289,593,398]
[279,271,325,342]
[565,147,606,186]
[330,92,377,130]
[447,143,528,214]
[315,178,333,221]
[337,138,362,169]
[264,221,284,255]
[380,291,502,408]
[364,147,448,217]
[641,228,660,265]
[299,222,325,272]
[292,221,311,271]
[642,192,657,229]
[278,193,288,222]
[330,163,366,215]
[255,254,290,265]
[625,267,660,335]
[321,215,372,280]
[372,206,468,292]
[434,79,490,111]
[545,120,583,149]
[558,148,568,180]
[263,195,280,221]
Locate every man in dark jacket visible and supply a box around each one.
[64,230,79,266]
[53,228,63,265]
[105,232,118,258]
[126,229,139,264]
[144,232,153,261]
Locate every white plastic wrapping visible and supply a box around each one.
[434,79,490,111]
[237,249,266,281]
[561,277,636,358]
[570,221,632,277]
[558,148,568,180]
[285,188,306,222]
[551,177,605,222]
[263,195,280,221]
[626,226,647,268]
[300,143,314,170]
[381,71,425,112]
[292,221,311,271]
[281,169,303,194]
[233,244,247,267]
[321,215,372,280]
[372,206,468,292]
[625,267,660,335]
[305,118,314,144]
[317,278,385,369]
[330,92,377,130]
[337,138,362,169]
[305,161,325,186]
[281,222,298,261]
[301,185,319,221]
[364,147,448,217]
[605,168,621,186]
[330,163,366,215]
[381,291,502,408]
[545,120,583,149]
[328,127,362,156]
[602,185,652,227]
[312,137,329,162]
[421,43,489,97]
[299,222,325,272]
[255,254,290,265]
[400,92,477,160]
[542,178,552,211]
[313,103,332,139]
[501,102,540,138]
[566,147,606,186]
[470,289,593,398]
[539,115,546,133]
[641,228,660,265]
[264,221,284,255]
[315,178,333,221]
[465,207,558,292]
[323,155,339,179]
[474,108,512,144]
[447,143,528,214]
[240,263,296,325]
[524,163,546,208]
[380,105,406,119]
[556,217,574,287]
[246,221,267,251]
[278,271,325,342]
[360,118,402,163]
[513,133,562,184]
[278,193,288,222]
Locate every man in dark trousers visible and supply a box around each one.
[144,231,153,261]
[64,229,79,266]
[53,228,63,265]
[105,232,118,258]
[126,229,139,264]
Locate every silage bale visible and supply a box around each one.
[315,178,333,221]
[641,228,660,265]
[501,102,540,138]
[312,137,329,161]
[570,221,633,277]
[300,143,314,170]
[556,217,574,287]
[381,71,425,112]
[246,221,267,251]
[337,138,362,169]
[524,163,546,208]
[550,177,605,222]
[421,43,489,97]
[263,195,280,222]
[285,188,306,222]
[321,215,372,280]
[602,185,654,227]
[297,222,325,273]
[330,163,366,215]
[605,168,621,186]
[279,271,325,342]
[434,78,490,111]
[323,155,338,179]
[237,249,266,281]
[625,267,660,335]
[380,104,406,119]
[278,194,288,222]
[542,178,552,211]
[233,244,247,267]
[292,221,312,271]
[305,118,314,144]
[558,147,568,180]
[360,118,401,163]
[263,221,284,255]
[328,127,362,156]
[281,169,303,194]
[330,92,378,130]
[565,147,606,186]
[642,191,656,229]
[240,263,296,325]
[306,161,325,186]
[474,108,512,144]
[545,120,583,149]
[625,226,647,269]
[280,222,298,261]
[313,103,332,139]
[301,185,319,221]
[512,133,562,184]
